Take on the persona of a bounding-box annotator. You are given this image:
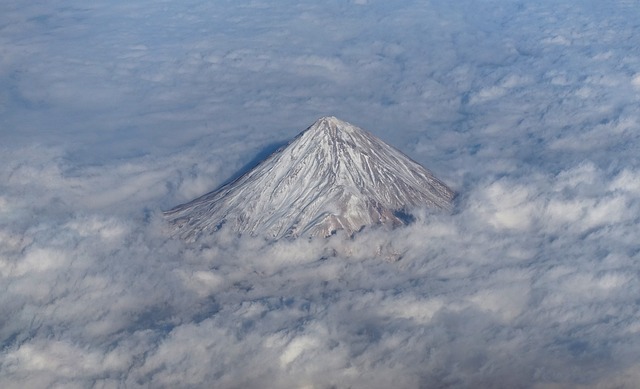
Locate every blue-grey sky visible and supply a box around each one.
[2,1,640,388]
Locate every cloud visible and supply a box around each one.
[1,0,640,388]
[2,145,639,388]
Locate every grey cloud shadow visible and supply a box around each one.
[216,141,288,189]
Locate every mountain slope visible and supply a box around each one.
[164,116,454,241]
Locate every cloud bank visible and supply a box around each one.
[2,0,640,388]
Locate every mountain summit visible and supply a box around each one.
[165,116,454,241]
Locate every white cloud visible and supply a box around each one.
[1,0,640,388]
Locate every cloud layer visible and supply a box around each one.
[2,0,640,388]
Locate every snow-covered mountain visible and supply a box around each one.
[165,116,454,241]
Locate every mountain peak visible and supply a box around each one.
[315,116,346,127]
[165,117,454,241]
[305,116,357,138]
[316,115,342,126]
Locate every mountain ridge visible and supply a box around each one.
[165,116,454,241]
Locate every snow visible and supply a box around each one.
[164,116,454,241]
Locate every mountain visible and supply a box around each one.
[164,116,454,241]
